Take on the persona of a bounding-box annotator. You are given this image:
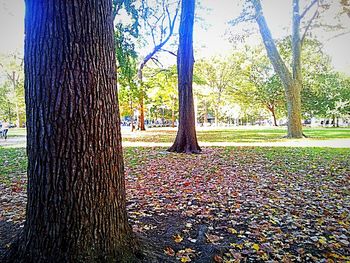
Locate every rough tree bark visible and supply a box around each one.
[7,1,139,262]
[168,0,201,153]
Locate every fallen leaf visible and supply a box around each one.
[213,255,223,262]
[180,255,191,262]
[164,247,175,256]
[228,227,238,234]
[206,234,221,243]
[252,243,260,251]
[173,234,183,243]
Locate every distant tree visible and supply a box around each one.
[0,53,25,127]
[309,72,350,124]
[233,0,325,137]
[168,0,201,153]
[195,57,237,126]
[7,0,139,262]
[137,0,180,130]
[243,46,285,126]
[146,66,178,127]
[113,0,139,131]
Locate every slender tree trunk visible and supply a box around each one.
[11,72,21,127]
[138,93,145,130]
[172,97,176,128]
[137,67,145,131]
[267,105,278,126]
[286,82,303,137]
[168,0,201,153]
[136,66,146,131]
[130,99,135,132]
[203,101,207,124]
[214,108,219,127]
[15,101,20,127]
[7,1,139,262]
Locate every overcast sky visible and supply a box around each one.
[0,0,349,74]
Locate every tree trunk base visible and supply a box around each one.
[282,133,307,139]
[167,144,201,154]
[5,231,143,263]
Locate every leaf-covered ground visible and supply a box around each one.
[1,146,350,262]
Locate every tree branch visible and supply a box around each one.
[161,49,177,57]
[0,62,13,80]
[301,8,319,43]
[325,30,350,42]
[138,0,180,80]
[292,0,302,82]
[251,0,292,88]
[112,0,123,21]
[300,0,318,19]
[151,57,163,68]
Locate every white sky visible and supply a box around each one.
[0,0,349,74]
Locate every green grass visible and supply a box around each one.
[5,128,26,137]
[253,146,350,172]
[0,147,27,184]
[4,127,350,142]
[122,127,350,143]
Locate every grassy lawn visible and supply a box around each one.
[0,147,26,185]
[4,128,26,137]
[122,127,350,143]
[4,127,350,143]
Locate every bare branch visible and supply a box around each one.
[151,57,163,68]
[301,8,319,44]
[300,0,319,19]
[112,0,124,20]
[0,62,13,80]
[161,49,177,56]
[138,0,180,78]
[325,30,350,41]
[251,0,292,87]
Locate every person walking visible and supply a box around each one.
[2,121,9,140]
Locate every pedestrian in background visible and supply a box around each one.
[2,121,9,139]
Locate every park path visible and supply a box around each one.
[1,136,350,148]
[0,136,26,147]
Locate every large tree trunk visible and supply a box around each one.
[286,82,303,138]
[7,1,138,262]
[168,0,201,153]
